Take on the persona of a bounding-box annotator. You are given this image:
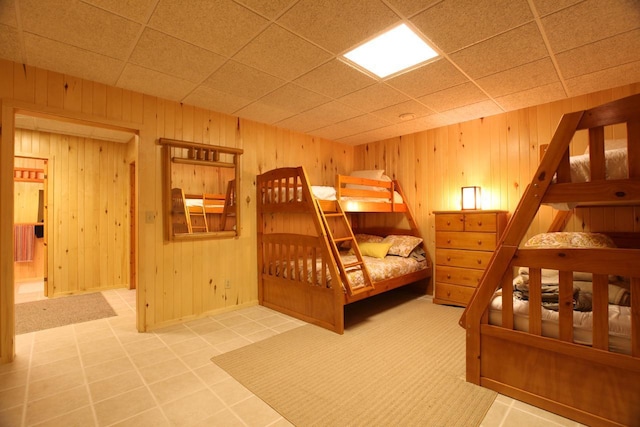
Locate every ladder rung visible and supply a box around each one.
[323,212,342,217]
[334,237,352,242]
[350,284,375,296]
[344,261,363,269]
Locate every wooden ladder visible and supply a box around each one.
[315,200,374,296]
[189,205,208,233]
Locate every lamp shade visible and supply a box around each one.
[461,186,481,210]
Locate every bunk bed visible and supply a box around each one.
[257,167,432,334]
[461,94,640,426]
[170,180,236,234]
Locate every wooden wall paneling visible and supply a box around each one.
[92,82,107,118]
[0,60,13,98]
[63,75,83,112]
[106,86,122,121]
[84,136,100,292]
[68,136,79,292]
[77,140,86,291]
[47,71,64,109]
[13,62,35,103]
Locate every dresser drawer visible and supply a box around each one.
[436,249,493,270]
[435,231,497,251]
[434,283,475,306]
[464,212,499,232]
[435,266,484,287]
[434,213,464,231]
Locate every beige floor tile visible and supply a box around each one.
[230,395,283,427]
[147,371,205,405]
[128,346,176,370]
[191,408,246,427]
[0,368,28,392]
[480,400,509,427]
[29,344,79,367]
[121,335,167,356]
[109,407,170,427]
[213,336,252,353]
[33,405,96,427]
[0,404,24,427]
[165,336,212,357]
[209,377,253,406]
[137,358,189,385]
[29,356,83,382]
[192,363,231,386]
[0,385,26,412]
[80,346,128,368]
[76,335,120,355]
[25,385,91,425]
[93,386,157,426]
[178,347,221,370]
[88,370,144,403]
[83,357,136,383]
[162,388,226,426]
[200,328,242,346]
[27,370,86,402]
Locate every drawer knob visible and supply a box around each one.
[446,291,451,297]
[447,257,451,261]
[446,221,450,225]
[477,221,482,226]
[447,239,451,244]
[477,259,482,265]
[446,274,451,279]
[477,240,482,245]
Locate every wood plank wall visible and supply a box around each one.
[353,84,640,262]
[0,58,352,362]
[14,129,131,295]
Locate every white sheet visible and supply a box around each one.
[265,185,404,204]
[489,291,632,355]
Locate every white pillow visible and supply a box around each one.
[349,170,385,180]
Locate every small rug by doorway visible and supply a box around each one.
[212,289,497,427]
[15,292,117,334]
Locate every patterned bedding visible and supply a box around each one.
[272,253,426,290]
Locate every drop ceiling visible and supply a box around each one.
[1,0,639,145]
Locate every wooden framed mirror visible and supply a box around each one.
[160,138,243,241]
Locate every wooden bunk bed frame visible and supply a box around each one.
[461,94,640,426]
[170,180,236,235]
[257,167,432,334]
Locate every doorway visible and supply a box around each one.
[12,112,138,329]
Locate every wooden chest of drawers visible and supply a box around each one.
[433,210,508,307]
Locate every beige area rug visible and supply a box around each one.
[15,292,117,334]
[212,289,497,427]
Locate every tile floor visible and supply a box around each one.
[1,287,585,426]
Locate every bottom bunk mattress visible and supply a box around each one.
[488,267,632,354]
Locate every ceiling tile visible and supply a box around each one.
[23,33,123,85]
[202,60,285,100]
[257,83,331,114]
[338,83,410,113]
[418,83,489,113]
[556,29,640,80]
[294,59,376,99]
[19,0,141,60]
[234,0,297,19]
[81,0,157,23]
[117,63,196,101]
[411,0,533,53]
[476,58,559,98]
[371,100,434,124]
[183,86,253,115]
[565,59,640,97]
[232,24,332,80]
[0,24,23,63]
[386,58,468,98]
[313,114,390,141]
[439,100,504,123]
[277,0,400,54]
[495,82,567,111]
[531,0,582,17]
[542,0,640,53]
[129,28,226,83]
[383,0,440,18]
[0,0,17,26]
[449,22,548,79]
[234,99,296,125]
[148,0,268,57]
[275,101,362,133]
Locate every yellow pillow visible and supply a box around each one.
[357,242,393,259]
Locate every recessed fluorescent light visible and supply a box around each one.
[343,24,438,78]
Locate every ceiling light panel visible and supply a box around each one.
[343,24,439,78]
